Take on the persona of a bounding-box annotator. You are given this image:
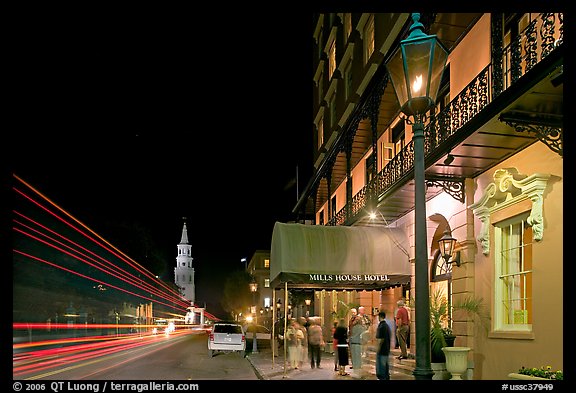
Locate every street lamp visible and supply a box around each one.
[439,229,460,267]
[385,12,449,380]
[305,298,311,317]
[249,277,258,353]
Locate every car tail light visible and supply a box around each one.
[241,335,245,342]
[209,333,214,341]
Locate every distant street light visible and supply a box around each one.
[241,257,247,270]
[249,277,258,353]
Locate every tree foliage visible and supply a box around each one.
[221,270,253,319]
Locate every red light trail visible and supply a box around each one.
[12,174,207,379]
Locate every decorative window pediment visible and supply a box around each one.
[469,168,554,255]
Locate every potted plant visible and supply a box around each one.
[429,289,487,379]
[429,290,450,379]
[442,327,456,347]
[430,290,451,363]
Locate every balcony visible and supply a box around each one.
[326,12,563,227]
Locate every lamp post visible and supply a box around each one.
[276,298,282,320]
[305,298,311,317]
[249,277,258,353]
[385,12,448,380]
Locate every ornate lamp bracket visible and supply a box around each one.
[499,111,563,157]
[425,175,465,203]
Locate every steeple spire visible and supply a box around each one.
[180,217,189,244]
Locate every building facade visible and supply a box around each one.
[294,12,563,379]
[246,250,275,327]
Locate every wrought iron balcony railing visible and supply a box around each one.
[327,12,562,227]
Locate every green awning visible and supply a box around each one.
[270,222,411,290]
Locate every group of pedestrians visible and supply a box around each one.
[331,306,372,378]
[280,299,409,380]
[330,301,409,380]
[282,316,326,370]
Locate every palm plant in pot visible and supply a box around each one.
[429,289,486,379]
[430,289,451,364]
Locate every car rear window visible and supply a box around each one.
[214,324,243,334]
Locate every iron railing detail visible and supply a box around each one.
[425,176,465,204]
[325,12,562,226]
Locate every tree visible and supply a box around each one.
[221,270,253,319]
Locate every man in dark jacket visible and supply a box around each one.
[376,310,392,380]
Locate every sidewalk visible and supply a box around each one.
[246,345,415,380]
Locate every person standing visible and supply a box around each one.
[348,308,358,332]
[358,306,371,358]
[297,317,308,368]
[395,299,410,360]
[331,320,339,371]
[375,310,392,380]
[347,308,357,370]
[285,319,304,369]
[349,313,367,378]
[333,318,349,376]
[307,318,324,368]
[358,306,371,326]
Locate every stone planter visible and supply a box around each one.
[442,346,470,380]
[431,362,450,380]
[508,373,549,380]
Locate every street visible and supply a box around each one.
[14,329,259,380]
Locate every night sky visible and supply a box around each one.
[7,11,313,319]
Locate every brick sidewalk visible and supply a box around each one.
[246,346,414,380]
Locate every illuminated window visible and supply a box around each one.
[381,141,394,169]
[363,14,374,64]
[331,195,337,219]
[264,259,270,268]
[494,213,533,331]
[344,60,353,100]
[392,121,405,156]
[317,118,324,149]
[329,94,337,129]
[433,251,453,279]
[264,278,270,288]
[318,71,323,105]
[365,152,375,184]
[344,13,352,41]
[328,39,336,79]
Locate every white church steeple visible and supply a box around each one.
[174,218,195,304]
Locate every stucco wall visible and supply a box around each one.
[448,13,491,98]
[472,141,563,379]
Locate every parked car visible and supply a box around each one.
[208,322,246,357]
[243,324,272,340]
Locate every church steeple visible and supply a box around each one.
[180,221,189,244]
[174,217,195,304]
